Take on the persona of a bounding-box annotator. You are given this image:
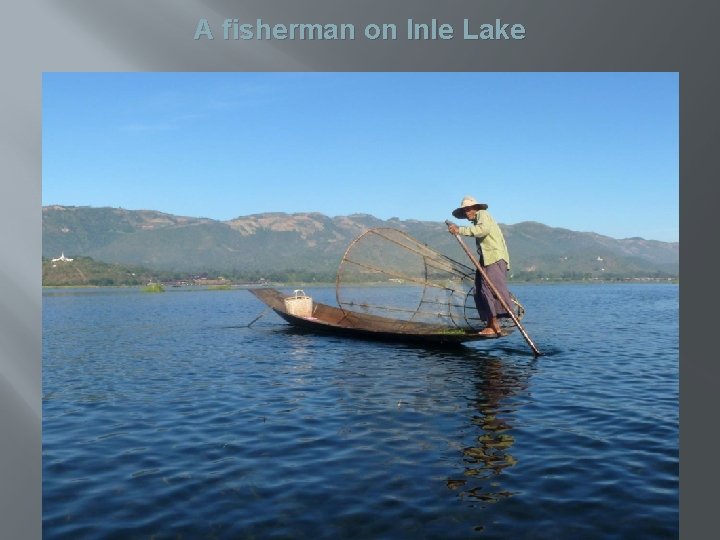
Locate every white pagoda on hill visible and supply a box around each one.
[51,252,74,262]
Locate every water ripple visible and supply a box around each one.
[43,284,678,539]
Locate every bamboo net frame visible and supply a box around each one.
[334,228,506,331]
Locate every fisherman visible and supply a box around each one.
[447,195,513,336]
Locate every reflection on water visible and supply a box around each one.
[447,356,534,503]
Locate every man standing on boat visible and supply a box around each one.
[447,196,513,336]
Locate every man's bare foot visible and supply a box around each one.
[478,327,501,336]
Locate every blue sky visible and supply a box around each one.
[42,72,678,242]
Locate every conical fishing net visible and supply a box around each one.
[335,228,523,333]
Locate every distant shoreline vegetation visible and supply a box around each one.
[42,256,677,287]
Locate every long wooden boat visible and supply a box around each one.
[249,288,515,345]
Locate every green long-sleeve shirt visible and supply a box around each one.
[458,210,510,270]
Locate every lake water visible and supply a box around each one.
[42,283,678,539]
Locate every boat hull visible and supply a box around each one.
[248,288,513,345]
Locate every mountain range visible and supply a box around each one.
[42,205,679,280]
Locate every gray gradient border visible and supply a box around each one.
[3,1,711,538]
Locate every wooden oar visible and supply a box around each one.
[446,220,542,357]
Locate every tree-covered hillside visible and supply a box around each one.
[42,206,679,283]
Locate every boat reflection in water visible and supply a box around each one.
[446,355,535,504]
